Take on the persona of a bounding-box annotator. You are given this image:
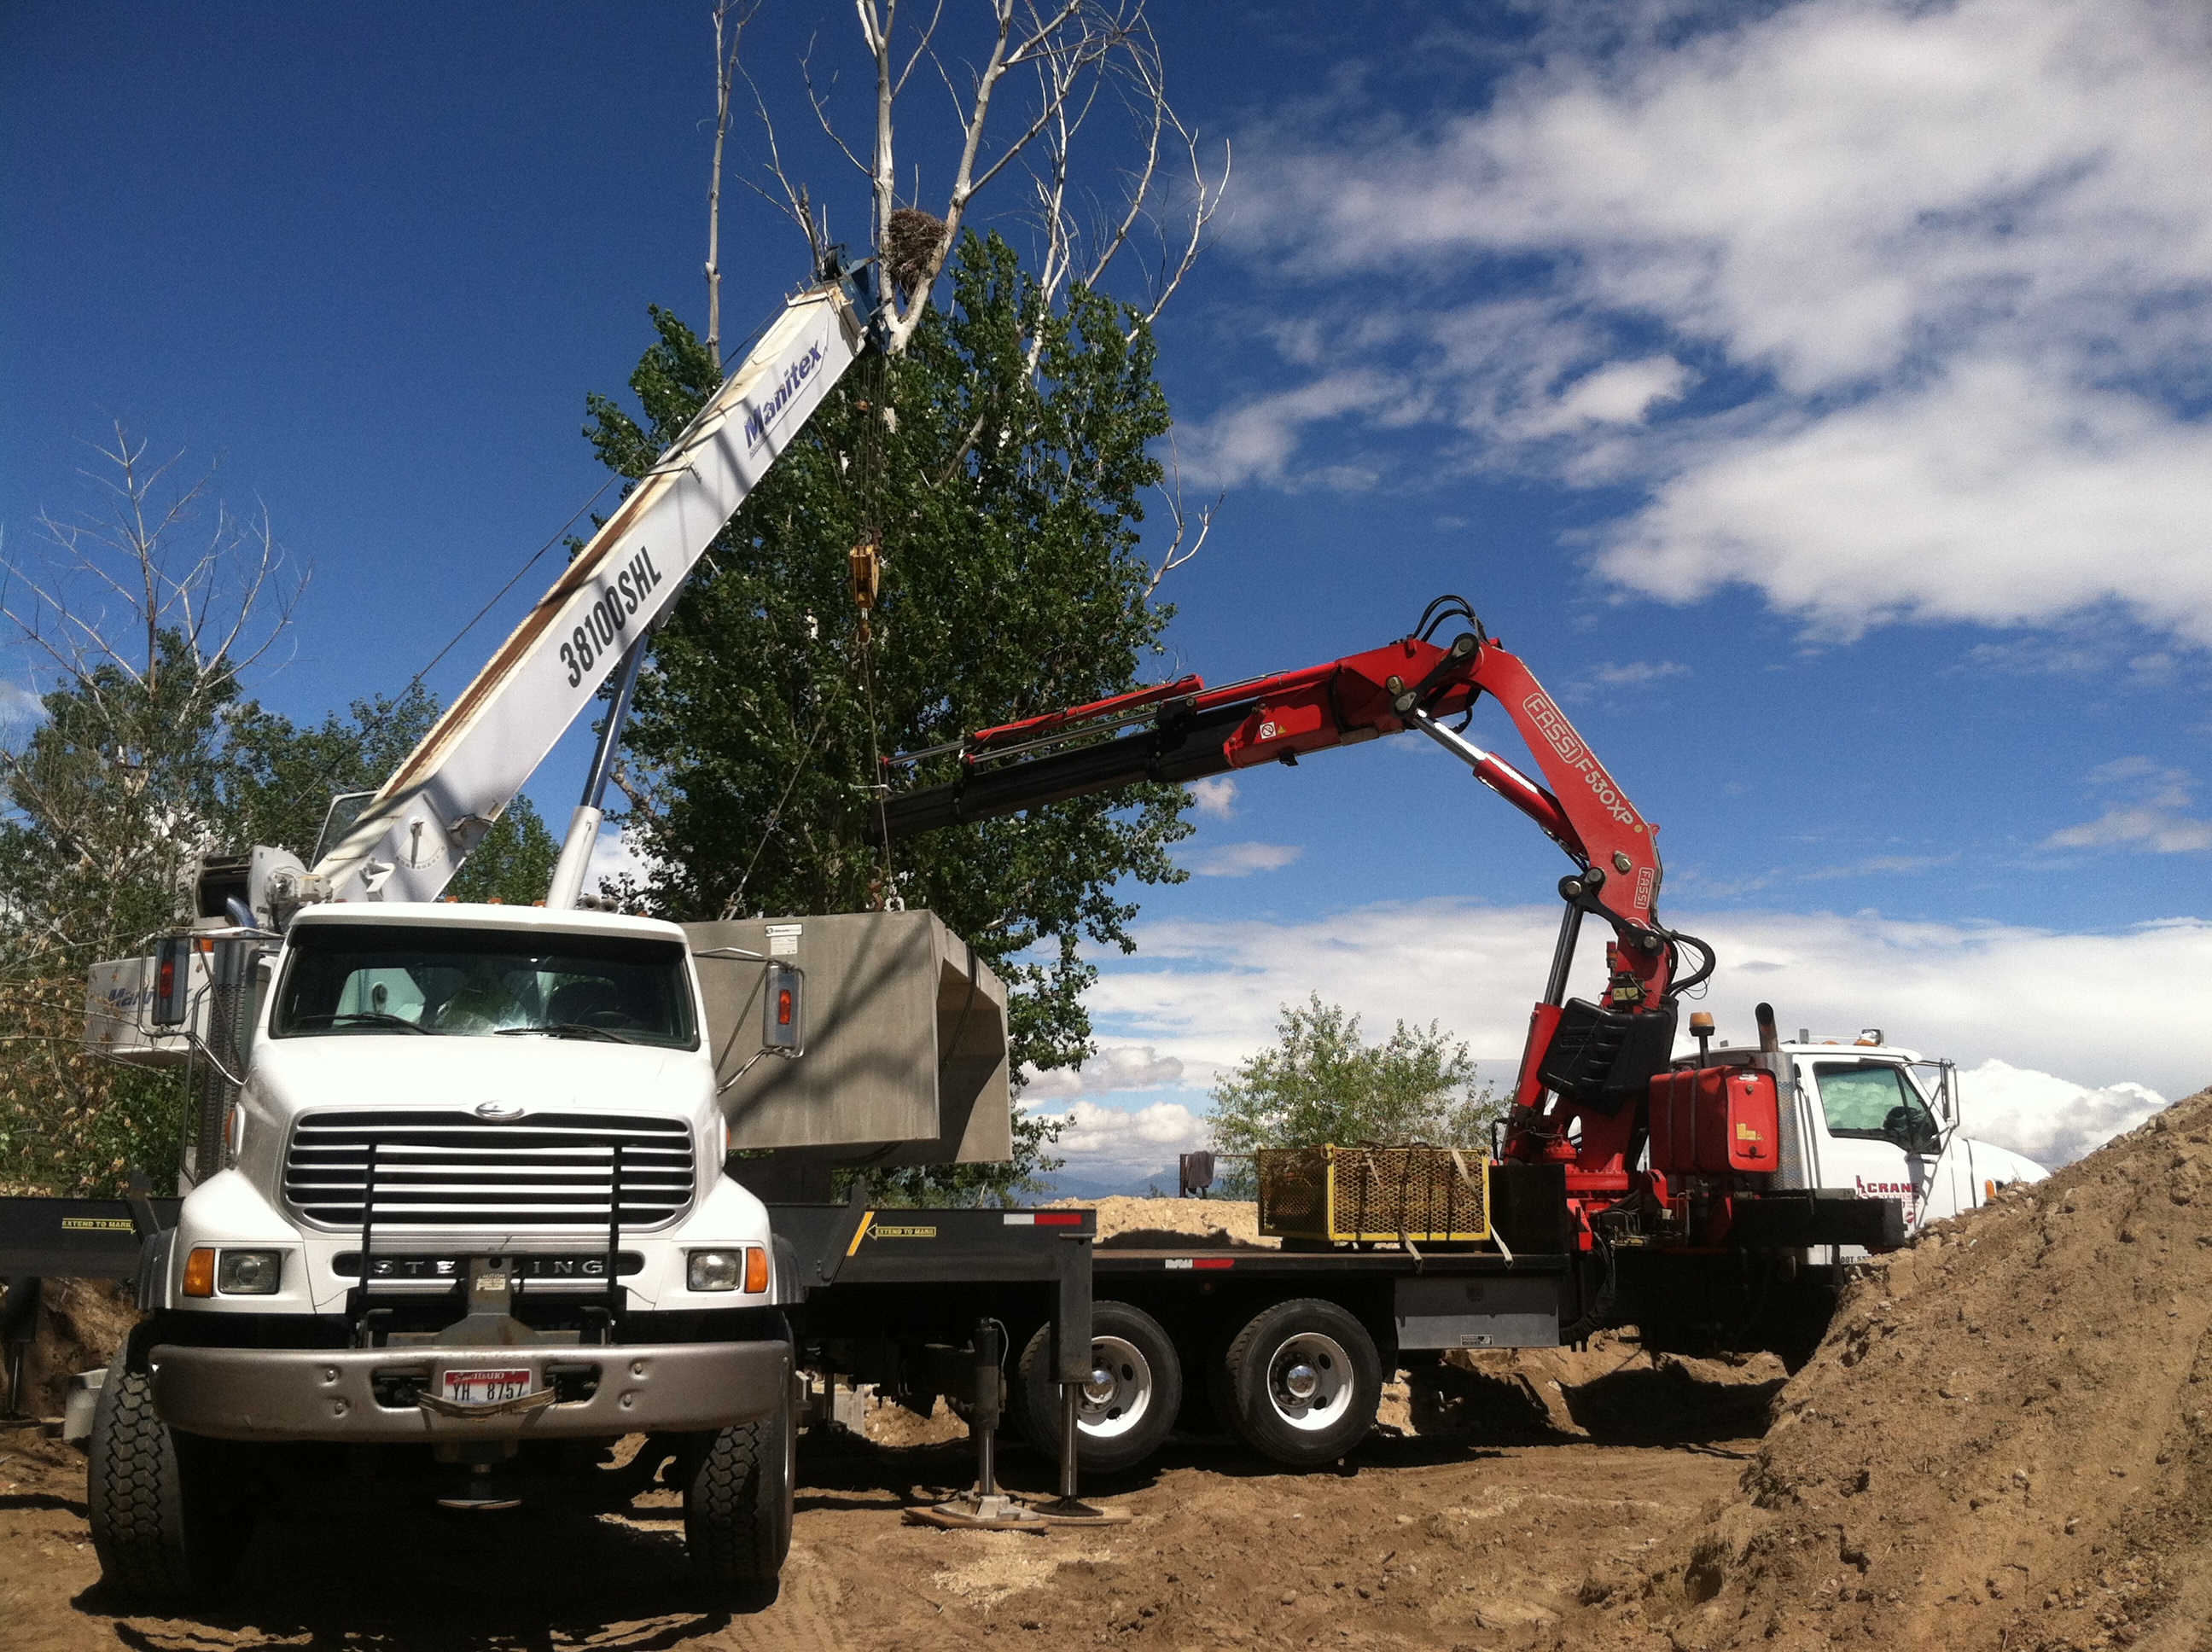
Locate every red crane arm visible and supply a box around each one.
[875,602,1695,1183]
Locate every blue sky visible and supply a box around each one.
[6,1,2208,1172]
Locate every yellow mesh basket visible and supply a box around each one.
[1256,1145,1490,1243]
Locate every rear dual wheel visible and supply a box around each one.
[1017,1301,1182,1475]
[1218,1299,1382,1469]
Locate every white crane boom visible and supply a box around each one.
[310,281,866,905]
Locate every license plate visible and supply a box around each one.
[441,1368,533,1405]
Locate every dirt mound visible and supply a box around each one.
[10,1277,135,1417]
[1051,1194,1278,1248]
[1547,1084,2212,1652]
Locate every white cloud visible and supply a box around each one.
[2046,759,2212,854]
[1215,0,2212,643]
[1586,660,1690,689]
[1519,357,1693,437]
[1951,1058,2168,1168]
[1595,359,2212,643]
[1020,1043,1185,1101]
[1082,898,2212,1114]
[1186,776,1238,819]
[0,680,44,724]
[1032,1098,1209,1169]
[584,823,658,893]
[1179,841,1303,877]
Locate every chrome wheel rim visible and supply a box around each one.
[1073,1335,1153,1441]
[1265,1332,1352,1432]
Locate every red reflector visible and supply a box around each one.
[1033,1212,1083,1226]
[157,957,175,997]
[1192,1258,1235,1271]
[777,989,793,1025]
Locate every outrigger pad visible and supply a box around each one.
[1537,1000,1678,1115]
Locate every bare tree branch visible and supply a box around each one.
[1145,432,1218,595]
[706,0,764,368]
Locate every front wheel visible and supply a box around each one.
[683,1387,795,1595]
[1017,1301,1183,1475]
[86,1357,254,1603]
[1221,1299,1383,1469]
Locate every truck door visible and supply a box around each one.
[1806,1060,1945,1235]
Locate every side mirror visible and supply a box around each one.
[763,963,803,1055]
[151,935,194,1027]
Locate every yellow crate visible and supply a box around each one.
[1257,1145,1490,1243]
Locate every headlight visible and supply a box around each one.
[688,1249,743,1292]
[216,1249,282,1294]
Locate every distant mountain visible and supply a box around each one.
[1029,1167,1183,1201]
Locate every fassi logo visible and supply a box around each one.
[1520,693,1639,827]
[742,343,827,451]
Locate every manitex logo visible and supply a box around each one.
[742,343,826,452]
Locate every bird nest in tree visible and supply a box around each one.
[884,207,947,295]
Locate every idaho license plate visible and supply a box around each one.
[441,1368,533,1405]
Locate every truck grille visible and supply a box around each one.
[283,1110,696,1230]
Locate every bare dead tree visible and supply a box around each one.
[751,2,1223,358]
[706,1,763,369]
[719,4,1228,591]
[0,425,305,945]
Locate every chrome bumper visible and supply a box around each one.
[148,1340,789,1442]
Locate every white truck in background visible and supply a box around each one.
[1713,1028,2046,1240]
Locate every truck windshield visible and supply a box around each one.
[1813,1062,1939,1148]
[271,924,696,1048]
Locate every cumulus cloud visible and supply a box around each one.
[1179,841,1303,877]
[1210,0,2212,643]
[1020,1044,1185,1101]
[1082,899,2212,1113]
[2046,759,2212,854]
[1032,1098,1209,1169]
[1951,1059,2168,1169]
[1186,776,1239,819]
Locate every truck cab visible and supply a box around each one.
[1714,1032,2046,1243]
[93,903,797,1602]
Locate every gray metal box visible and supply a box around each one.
[684,910,1011,1166]
[1392,1272,1563,1350]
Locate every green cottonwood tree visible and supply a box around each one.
[1208,997,1502,1196]
[583,233,1195,1201]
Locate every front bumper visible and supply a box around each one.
[148,1339,789,1443]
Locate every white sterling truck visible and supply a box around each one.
[97,902,801,1598]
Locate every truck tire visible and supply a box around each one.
[85,1357,253,1603]
[1017,1301,1183,1475]
[683,1388,795,1595]
[1221,1299,1382,1469]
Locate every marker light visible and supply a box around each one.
[744,1245,771,1294]
[183,1248,216,1297]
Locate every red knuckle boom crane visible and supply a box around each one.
[873,595,1728,1253]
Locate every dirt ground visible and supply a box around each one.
[10,1095,2212,1652]
[1531,1082,2212,1652]
[1,1364,1763,1652]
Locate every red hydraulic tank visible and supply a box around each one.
[1648,1067,1780,1177]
